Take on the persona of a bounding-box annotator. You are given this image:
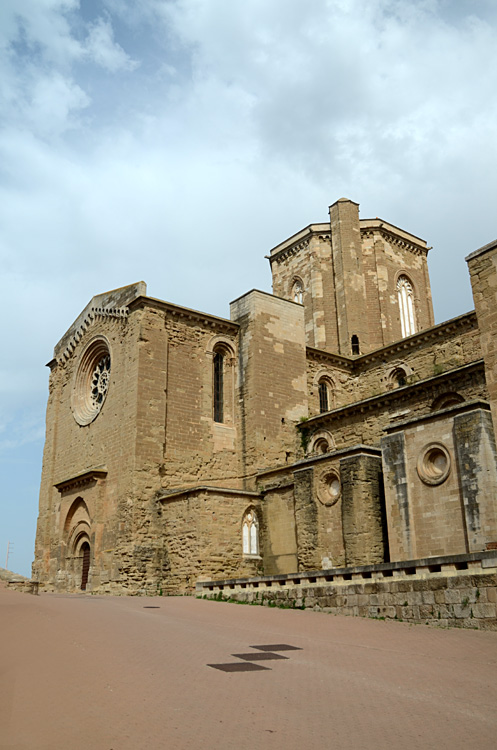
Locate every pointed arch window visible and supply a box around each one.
[242,510,259,556]
[213,350,224,423]
[397,275,417,338]
[292,278,304,304]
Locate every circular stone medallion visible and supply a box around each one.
[317,470,341,506]
[416,443,451,486]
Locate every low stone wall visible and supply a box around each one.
[0,567,39,595]
[196,552,497,630]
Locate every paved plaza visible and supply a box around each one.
[1,584,496,749]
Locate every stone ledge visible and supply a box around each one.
[196,550,497,591]
[197,553,497,630]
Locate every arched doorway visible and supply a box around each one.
[81,542,90,590]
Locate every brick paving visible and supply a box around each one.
[1,584,496,750]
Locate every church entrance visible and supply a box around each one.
[81,542,90,590]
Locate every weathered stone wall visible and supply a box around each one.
[270,231,339,352]
[306,313,481,418]
[360,220,434,349]
[203,571,497,631]
[160,489,263,593]
[303,363,487,454]
[270,199,434,358]
[33,306,142,591]
[258,448,384,574]
[260,485,298,575]
[341,453,385,566]
[198,554,497,631]
[467,239,497,433]
[382,405,497,562]
[453,409,497,550]
[230,290,308,482]
[383,411,466,560]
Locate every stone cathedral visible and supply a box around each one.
[33,198,497,594]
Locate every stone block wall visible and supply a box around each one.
[270,229,340,352]
[260,485,298,575]
[258,448,385,574]
[269,199,434,358]
[467,239,497,433]
[359,219,434,349]
[303,364,487,456]
[198,555,497,631]
[306,312,482,418]
[33,301,143,589]
[382,405,497,562]
[230,290,308,481]
[341,453,385,566]
[159,488,263,594]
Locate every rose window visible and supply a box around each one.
[72,338,112,425]
[91,355,111,409]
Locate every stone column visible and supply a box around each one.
[230,290,308,482]
[293,467,319,571]
[453,408,497,551]
[340,452,386,566]
[380,432,413,561]
[329,198,369,356]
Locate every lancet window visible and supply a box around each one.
[397,275,417,338]
[292,278,304,304]
[242,510,259,556]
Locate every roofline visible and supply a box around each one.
[465,237,497,262]
[128,295,239,331]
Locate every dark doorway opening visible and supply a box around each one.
[81,542,90,590]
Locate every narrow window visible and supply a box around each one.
[81,542,90,590]
[318,381,329,413]
[397,275,417,338]
[242,510,259,555]
[351,335,360,355]
[213,351,224,422]
[292,279,304,304]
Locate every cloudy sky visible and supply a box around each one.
[1,0,496,576]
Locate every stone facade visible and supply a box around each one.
[33,199,497,595]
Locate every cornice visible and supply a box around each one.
[128,296,239,334]
[466,237,497,262]
[355,311,478,369]
[306,346,354,371]
[267,224,331,265]
[384,399,491,433]
[305,312,477,373]
[158,485,261,503]
[54,307,128,366]
[301,360,485,428]
[360,225,430,256]
[256,444,381,481]
[267,237,311,265]
[55,467,108,493]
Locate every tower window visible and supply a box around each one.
[318,381,329,413]
[213,351,224,423]
[397,275,417,338]
[351,335,360,355]
[292,279,304,304]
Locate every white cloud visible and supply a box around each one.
[85,16,139,72]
